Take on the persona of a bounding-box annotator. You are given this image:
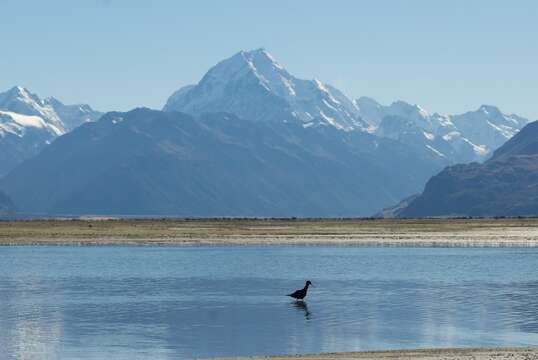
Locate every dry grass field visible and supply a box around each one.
[1,218,538,246]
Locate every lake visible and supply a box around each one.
[1,246,538,359]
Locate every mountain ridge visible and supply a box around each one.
[165,49,528,166]
[397,120,538,217]
[0,86,102,175]
[0,108,445,217]
[356,97,529,163]
[0,49,533,218]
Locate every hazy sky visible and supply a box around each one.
[2,0,537,119]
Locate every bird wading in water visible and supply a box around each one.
[287,280,313,301]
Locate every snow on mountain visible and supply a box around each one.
[398,121,538,218]
[163,48,368,130]
[356,97,529,163]
[353,97,385,128]
[0,86,102,133]
[43,96,103,131]
[0,86,102,175]
[0,110,63,138]
[164,48,527,165]
[450,105,529,152]
[0,86,66,133]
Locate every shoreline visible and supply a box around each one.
[1,218,538,247]
[3,236,538,247]
[218,347,538,359]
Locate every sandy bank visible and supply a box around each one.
[1,218,538,246]
[218,347,538,360]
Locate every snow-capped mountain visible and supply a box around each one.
[44,96,103,131]
[397,120,538,218]
[0,86,102,133]
[450,105,529,153]
[1,49,531,217]
[165,49,528,165]
[164,48,368,131]
[356,97,529,163]
[0,86,102,175]
[0,86,66,135]
[0,110,63,139]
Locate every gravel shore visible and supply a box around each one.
[1,218,538,246]
[218,347,538,360]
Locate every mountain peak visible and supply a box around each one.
[240,48,280,65]
[0,86,50,119]
[357,96,381,107]
[478,104,502,116]
[239,47,268,58]
[164,49,367,130]
[1,86,38,104]
[200,48,288,89]
[238,48,287,75]
[44,96,63,107]
[10,85,27,94]
[0,86,103,176]
[0,85,103,136]
[6,85,28,95]
[389,100,430,118]
[242,47,266,54]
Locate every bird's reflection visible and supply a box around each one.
[292,301,312,320]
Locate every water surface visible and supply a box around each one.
[1,246,538,359]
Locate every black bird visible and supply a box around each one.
[287,280,313,301]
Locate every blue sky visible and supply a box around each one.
[2,0,537,119]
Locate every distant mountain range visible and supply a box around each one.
[357,98,529,164]
[0,108,445,216]
[0,48,534,217]
[396,120,538,217]
[165,48,529,165]
[0,86,102,175]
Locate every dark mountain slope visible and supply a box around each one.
[490,121,538,162]
[399,121,538,217]
[0,108,444,217]
[0,190,14,215]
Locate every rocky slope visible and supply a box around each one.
[0,108,444,217]
[398,121,538,217]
